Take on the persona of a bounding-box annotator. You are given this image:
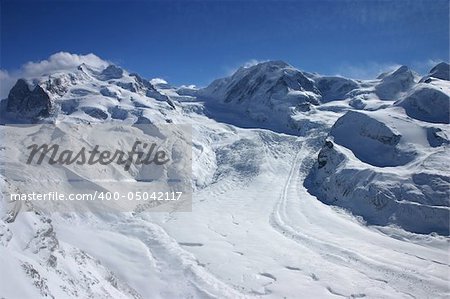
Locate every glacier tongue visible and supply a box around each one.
[0,56,449,298]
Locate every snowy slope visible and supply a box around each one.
[306,107,449,234]
[1,62,176,124]
[395,80,450,124]
[0,55,449,298]
[198,61,323,134]
[306,65,449,235]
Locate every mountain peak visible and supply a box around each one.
[429,62,449,81]
[377,65,413,80]
[200,58,318,103]
[254,60,290,68]
[99,64,124,80]
[374,65,417,99]
[236,60,292,73]
[391,65,410,75]
[5,78,52,120]
[419,61,449,83]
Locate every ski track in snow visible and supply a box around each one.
[115,128,448,298]
[269,135,449,298]
[3,118,449,299]
[113,220,248,299]
[1,58,449,298]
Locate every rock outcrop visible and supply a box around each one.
[5,79,52,119]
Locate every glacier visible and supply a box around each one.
[0,55,449,298]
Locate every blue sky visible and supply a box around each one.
[1,0,448,86]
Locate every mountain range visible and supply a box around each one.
[0,54,449,298]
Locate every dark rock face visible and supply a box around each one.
[81,107,108,120]
[6,79,52,118]
[99,65,123,80]
[276,70,319,95]
[108,105,128,120]
[317,140,334,169]
[420,62,450,83]
[130,73,155,90]
[100,87,118,98]
[44,76,71,96]
[427,127,449,147]
[116,81,137,92]
[429,62,449,81]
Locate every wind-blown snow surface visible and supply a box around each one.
[0,55,449,298]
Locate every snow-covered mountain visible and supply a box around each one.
[306,106,449,234]
[374,65,418,99]
[1,62,176,124]
[1,54,449,298]
[196,61,446,135]
[197,61,322,133]
[304,63,450,234]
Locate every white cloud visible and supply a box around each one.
[411,58,445,75]
[0,52,109,99]
[334,58,448,80]
[335,62,402,79]
[22,52,109,77]
[149,78,168,85]
[242,59,265,68]
[224,59,268,77]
